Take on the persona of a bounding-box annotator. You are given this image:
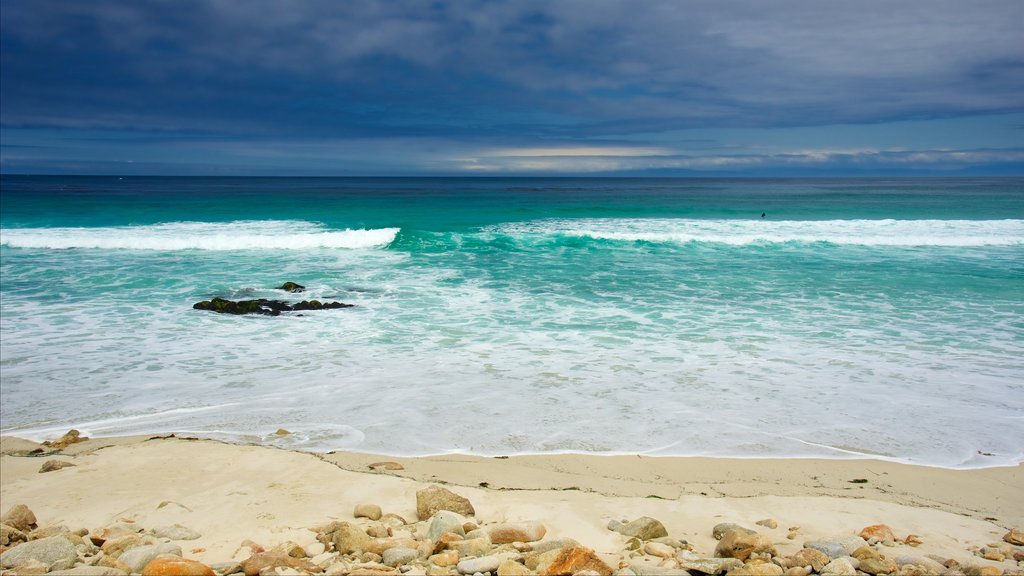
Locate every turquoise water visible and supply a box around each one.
[1,176,1022,467]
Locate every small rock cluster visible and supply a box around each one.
[3,487,1022,576]
[192,282,354,316]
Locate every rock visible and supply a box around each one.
[1,524,28,546]
[428,511,467,542]
[119,543,183,573]
[272,541,308,558]
[1,505,38,532]
[416,486,475,521]
[431,532,464,554]
[355,504,384,521]
[241,552,323,576]
[447,537,491,558]
[89,525,139,546]
[278,282,306,293]
[820,557,857,576]
[852,546,881,561]
[756,519,779,530]
[497,558,532,576]
[193,297,289,316]
[804,536,867,559]
[150,524,202,540]
[331,522,373,555]
[0,535,77,571]
[859,524,897,546]
[859,556,898,575]
[488,522,547,544]
[430,550,459,567]
[383,547,419,567]
[142,554,217,576]
[457,554,506,574]
[293,300,354,311]
[713,523,755,540]
[729,562,784,576]
[1004,529,1024,546]
[102,534,157,558]
[614,517,668,541]
[791,548,831,572]
[370,462,405,471]
[367,524,392,539]
[49,567,128,575]
[677,557,742,574]
[529,538,580,555]
[783,568,811,576]
[643,542,674,559]
[43,429,88,450]
[98,553,132,573]
[539,546,613,576]
[39,459,76,473]
[27,525,70,540]
[714,529,774,561]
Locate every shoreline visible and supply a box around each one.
[2,433,1022,575]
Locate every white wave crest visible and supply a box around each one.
[492,218,1024,247]
[0,220,400,250]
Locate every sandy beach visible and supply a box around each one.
[1,433,1021,575]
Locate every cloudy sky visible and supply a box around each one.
[2,0,1022,175]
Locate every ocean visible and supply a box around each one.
[1,176,1022,468]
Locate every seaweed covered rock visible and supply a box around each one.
[193,297,352,316]
[277,282,306,293]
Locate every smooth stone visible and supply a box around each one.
[714,529,774,561]
[119,543,183,573]
[1,505,37,532]
[783,567,811,576]
[331,522,373,555]
[241,552,323,576]
[529,538,580,555]
[859,524,897,546]
[643,542,675,559]
[804,536,868,559]
[50,567,128,576]
[39,459,76,473]
[488,522,546,544]
[756,519,779,530]
[791,548,831,572]
[859,556,898,575]
[142,554,217,576]
[820,557,857,576]
[538,546,613,576]
[712,523,754,540]
[429,550,459,567]
[151,524,202,540]
[447,537,492,558]
[456,554,506,574]
[383,547,419,567]
[677,557,742,574]
[0,535,78,571]
[1004,529,1024,546]
[356,504,384,521]
[428,511,467,542]
[102,534,158,558]
[497,559,532,576]
[416,486,475,521]
[729,562,784,576]
[615,517,668,541]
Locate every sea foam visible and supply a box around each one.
[491,218,1024,246]
[0,220,399,250]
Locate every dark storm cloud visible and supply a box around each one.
[1,0,1022,174]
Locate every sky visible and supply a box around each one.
[1,0,1023,176]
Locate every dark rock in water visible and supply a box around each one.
[292,300,354,311]
[277,282,305,293]
[193,297,352,316]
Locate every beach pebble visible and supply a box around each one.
[820,557,857,576]
[804,535,868,559]
[0,523,28,546]
[858,556,898,575]
[102,534,157,558]
[383,547,419,567]
[416,485,475,521]
[447,537,492,558]
[713,523,755,540]
[496,558,531,576]
[783,568,811,576]
[488,522,547,544]
[330,522,373,555]
[49,566,128,575]
[457,553,509,574]
[430,550,459,567]
[614,517,668,541]
[642,542,674,559]
[119,543,183,573]
[676,557,742,574]
[428,511,467,542]
[356,504,384,521]
[791,548,830,572]
[537,546,613,576]
[756,519,779,530]
[142,554,216,576]
[367,524,393,539]
[1,504,38,533]
[729,562,784,576]
[150,524,202,540]
[39,459,76,473]
[714,529,774,561]
[241,551,322,576]
[859,524,897,546]
[1004,529,1024,546]
[0,535,78,571]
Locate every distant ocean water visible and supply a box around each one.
[1,176,1022,468]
